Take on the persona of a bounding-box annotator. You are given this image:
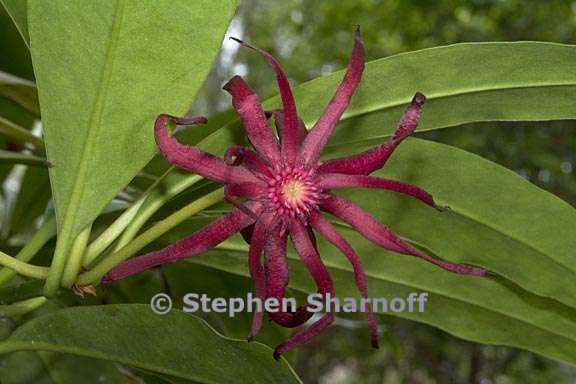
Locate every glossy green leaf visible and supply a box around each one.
[192,244,576,367]
[27,0,237,293]
[324,138,576,309]
[0,305,302,384]
[29,0,236,236]
[288,41,576,147]
[199,42,576,157]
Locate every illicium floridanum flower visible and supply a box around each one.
[104,27,488,359]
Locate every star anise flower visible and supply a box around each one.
[104,27,488,359]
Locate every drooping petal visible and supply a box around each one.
[247,216,273,340]
[224,145,273,179]
[265,222,312,328]
[273,110,307,145]
[223,76,281,164]
[320,194,489,276]
[103,204,261,283]
[230,38,300,165]
[154,115,256,184]
[317,173,436,208]
[299,27,365,166]
[310,211,378,348]
[318,92,426,175]
[274,219,335,359]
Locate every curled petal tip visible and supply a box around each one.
[413,92,426,105]
[273,351,281,360]
[222,75,243,91]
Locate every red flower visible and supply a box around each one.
[105,27,488,359]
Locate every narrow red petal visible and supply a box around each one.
[317,173,437,208]
[103,205,260,282]
[310,211,379,348]
[223,76,281,164]
[155,114,256,184]
[224,145,273,179]
[299,27,365,166]
[318,92,426,175]
[225,182,267,200]
[265,223,312,328]
[247,218,272,339]
[273,219,335,358]
[320,194,489,276]
[273,110,307,145]
[230,37,300,165]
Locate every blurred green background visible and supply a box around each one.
[1,0,576,383]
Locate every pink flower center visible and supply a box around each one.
[267,166,319,217]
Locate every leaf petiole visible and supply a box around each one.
[77,188,224,285]
[0,296,47,317]
[0,217,56,286]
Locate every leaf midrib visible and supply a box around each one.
[58,0,126,238]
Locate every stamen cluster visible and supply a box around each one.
[267,166,320,217]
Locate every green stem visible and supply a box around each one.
[0,296,47,317]
[0,218,57,286]
[113,175,203,251]
[61,223,92,288]
[83,197,145,267]
[0,116,45,150]
[44,231,72,297]
[77,188,224,285]
[0,251,49,280]
[84,174,202,268]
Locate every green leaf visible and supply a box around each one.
[0,149,48,166]
[285,41,576,148]
[26,0,237,294]
[324,137,576,309]
[182,42,576,154]
[178,236,576,368]
[0,304,302,384]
